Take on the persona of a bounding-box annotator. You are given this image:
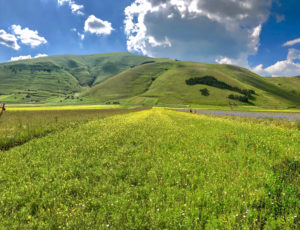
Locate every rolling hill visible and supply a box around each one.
[84,60,300,108]
[0,52,154,103]
[0,52,300,108]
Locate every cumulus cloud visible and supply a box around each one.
[84,15,114,35]
[124,0,273,66]
[283,38,300,47]
[10,53,48,62]
[58,0,84,15]
[0,29,20,50]
[11,25,47,48]
[252,49,300,77]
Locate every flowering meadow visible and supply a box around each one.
[0,107,145,151]
[0,109,299,229]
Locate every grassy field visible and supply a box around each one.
[5,104,120,111]
[0,109,298,229]
[0,106,146,151]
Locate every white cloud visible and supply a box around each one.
[216,54,250,67]
[10,55,33,62]
[252,49,300,77]
[57,0,69,4]
[70,3,84,15]
[78,32,85,40]
[124,0,273,66]
[84,15,114,35]
[58,0,84,15]
[0,29,20,50]
[287,48,300,61]
[283,38,300,47]
[148,36,171,48]
[216,56,234,65]
[71,28,85,40]
[11,25,47,48]
[10,53,48,62]
[35,53,48,58]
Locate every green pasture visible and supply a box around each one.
[0,109,298,229]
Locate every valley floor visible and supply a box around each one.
[0,109,299,229]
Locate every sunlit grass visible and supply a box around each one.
[0,108,298,229]
[6,104,120,111]
[0,107,145,151]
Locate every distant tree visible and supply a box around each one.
[228,94,249,103]
[186,76,255,98]
[141,61,155,65]
[200,88,210,96]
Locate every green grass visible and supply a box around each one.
[0,109,298,229]
[265,76,300,104]
[0,107,146,151]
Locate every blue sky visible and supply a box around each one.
[0,0,300,76]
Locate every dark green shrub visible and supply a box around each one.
[228,94,249,103]
[200,88,209,96]
[141,61,155,65]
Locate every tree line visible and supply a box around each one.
[186,76,255,103]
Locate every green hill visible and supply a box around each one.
[84,60,300,108]
[0,52,153,103]
[0,52,300,108]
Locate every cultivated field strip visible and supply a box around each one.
[0,109,299,229]
[175,108,300,120]
[0,107,147,151]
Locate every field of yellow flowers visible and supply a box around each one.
[0,108,299,229]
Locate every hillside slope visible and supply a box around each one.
[85,61,300,108]
[0,52,299,108]
[0,52,153,103]
[266,76,300,98]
